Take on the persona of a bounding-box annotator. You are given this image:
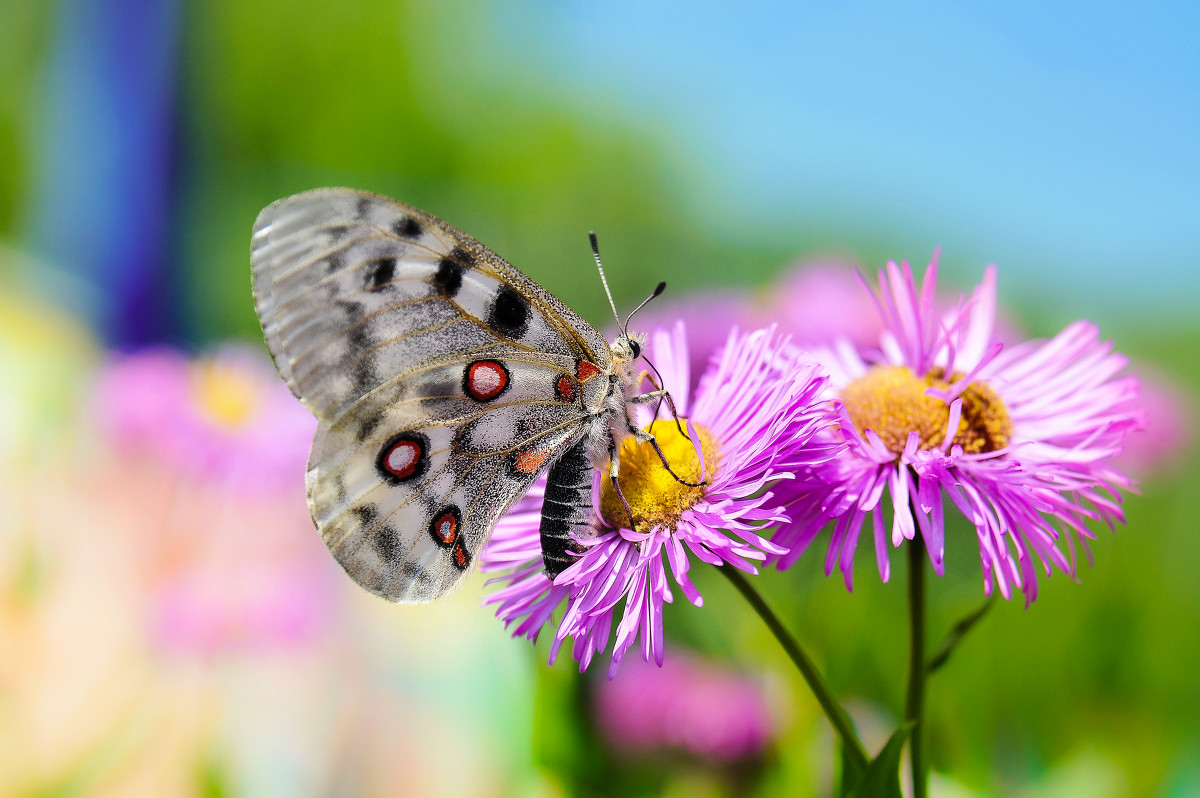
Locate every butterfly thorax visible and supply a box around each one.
[602,331,646,434]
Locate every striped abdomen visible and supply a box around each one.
[539,439,595,577]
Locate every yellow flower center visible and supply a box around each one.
[192,360,259,430]
[841,365,1012,457]
[599,419,721,531]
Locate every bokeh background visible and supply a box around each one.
[2,1,1198,795]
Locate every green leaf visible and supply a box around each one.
[845,723,915,798]
[837,744,858,797]
[927,595,996,675]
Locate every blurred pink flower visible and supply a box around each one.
[750,260,885,349]
[1112,370,1194,476]
[140,482,336,656]
[90,345,335,654]
[594,651,779,763]
[93,345,315,495]
[632,258,1020,382]
[628,261,883,403]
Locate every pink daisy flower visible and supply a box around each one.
[482,322,838,676]
[775,255,1143,603]
[631,291,758,395]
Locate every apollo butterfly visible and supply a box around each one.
[251,188,692,602]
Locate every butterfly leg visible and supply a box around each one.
[630,371,689,439]
[625,420,707,488]
[607,432,639,532]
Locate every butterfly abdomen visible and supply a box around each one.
[539,439,596,577]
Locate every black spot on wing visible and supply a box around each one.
[339,299,366,326]
[434,258,463,297]
[352,353,376,397]
[373,527,400,561]
[364,257,397,291]
[352,505,378,525]
[393,216,423,239]
[327,224,351,242]
[355,411,383,443]
[324,251,344,275]
[448,246,476,265]
[402,561,434,588]
[356,196,373,219]
[348,323,373,351]
[489,285,530,338]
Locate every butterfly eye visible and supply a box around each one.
[630,340,641,359]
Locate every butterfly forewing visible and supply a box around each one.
[252,189,609,416]
[251,188,612,601]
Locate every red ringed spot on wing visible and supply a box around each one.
[463,359,510,402]
[428,505,461,548]
[555,374,577,403]
[376,432,430,484]
[576,360,602,382]
[451,538,471,570]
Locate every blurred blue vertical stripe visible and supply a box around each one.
[29,0,182,346]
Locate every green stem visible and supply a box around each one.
[718,565,870,775]
[906,538,928,798]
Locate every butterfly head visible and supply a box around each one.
[608,279,662,369]
[610,330,647,365]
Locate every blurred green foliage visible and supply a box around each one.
[174,0,807,346]
[0,2,54,235]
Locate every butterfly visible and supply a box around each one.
[251,188,695,603]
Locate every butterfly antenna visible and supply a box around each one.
[623,281,666,336]
[589,231,624,333]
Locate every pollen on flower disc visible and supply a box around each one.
[599,420,720,530]
[842,365,1013,457]
[928,367,1013,453]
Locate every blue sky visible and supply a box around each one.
[493,1,1199,313]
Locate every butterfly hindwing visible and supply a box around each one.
[251,188,613,602]
[307,366,590,602]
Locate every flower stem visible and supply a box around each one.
[718,565,870,775]
[906,538,928,798]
